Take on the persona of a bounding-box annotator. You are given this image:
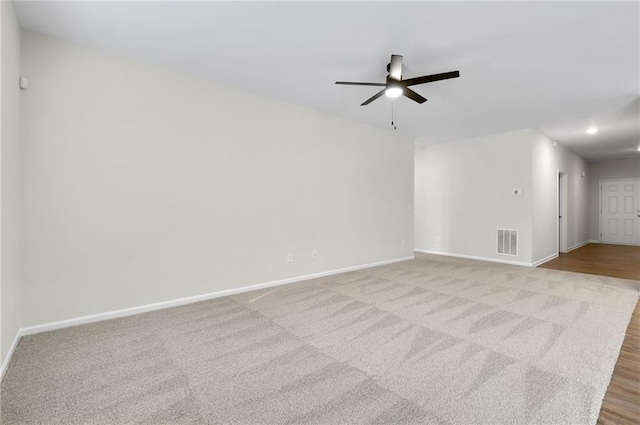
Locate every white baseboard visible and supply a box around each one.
[593,241,640,247]
[0,328,23,382]
[414,249,533,267]
[19,255,414,338]
[588,239,640,246]
[532,253,559,267]
[565,240,590,253]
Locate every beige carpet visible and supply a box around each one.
[2,253,638,424]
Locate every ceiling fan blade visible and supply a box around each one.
[361,89,386,106]
[402,87,427,104]
[403,71,460,87]
[388,55,403,80]
[335,81,386,86]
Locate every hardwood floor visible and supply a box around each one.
[539,243,640,281]
[598,301,640,425]
[539,243,640,425]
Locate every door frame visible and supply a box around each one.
[599,178,640,246]
[557,170,568,253]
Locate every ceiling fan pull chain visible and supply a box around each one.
[392,99,397,130]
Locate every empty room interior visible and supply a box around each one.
[1,1,639,424]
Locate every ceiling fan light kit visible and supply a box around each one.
[385,87,403,98]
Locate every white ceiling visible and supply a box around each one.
[14,1,640,161]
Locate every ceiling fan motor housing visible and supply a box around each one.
[386,77,403,89]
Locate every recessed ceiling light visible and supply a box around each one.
[586,127,598,135]
[637,147,640,151]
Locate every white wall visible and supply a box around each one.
[531,131,589,262]
[415,129,590,266]
[588,158,640,241]
[414,129,533,264]
[20,31,414,327]
[1,1,23,363]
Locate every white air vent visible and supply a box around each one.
[497,229,518,256]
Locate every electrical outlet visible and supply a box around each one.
[401,239,405,247]
[10,296,15,312]
[311,250,318,259]
[436,236,441,243]
[287,253,294,263]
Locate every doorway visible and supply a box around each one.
[558,171,567,253]
[600,179,640,245]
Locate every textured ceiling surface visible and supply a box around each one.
[14,1,640,161]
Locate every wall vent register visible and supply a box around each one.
[497,229,518,256]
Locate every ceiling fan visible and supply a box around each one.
[336,54,460,106]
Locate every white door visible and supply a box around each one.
[601,179,640,245]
